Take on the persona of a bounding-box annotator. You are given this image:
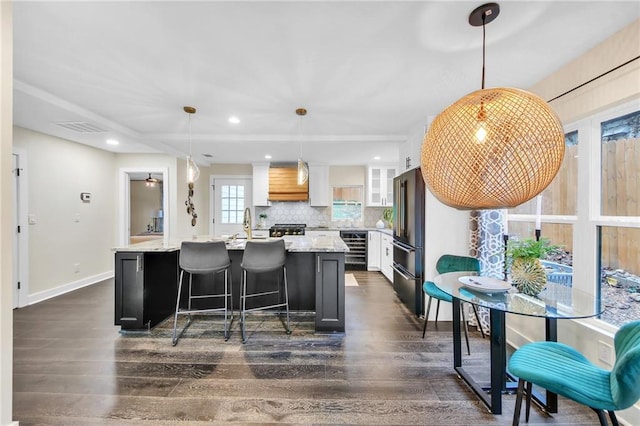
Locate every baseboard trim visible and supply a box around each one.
[26,271,114,306]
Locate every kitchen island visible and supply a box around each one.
[113,235,348,333]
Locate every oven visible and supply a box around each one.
[269,224,306,237]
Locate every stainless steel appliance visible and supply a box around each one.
[392,167,425,316]
[340,231,367,270]
[269,224,306,237]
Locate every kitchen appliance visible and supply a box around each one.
[340,231,367,270]
[392,167,425,316]
[269,224,306,237]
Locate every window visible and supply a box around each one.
[600,110,640,217]
[597,109,640,327]
[332,186,363,222]
[220,184,245,224]
[511,130,578,216]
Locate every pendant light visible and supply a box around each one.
[184,106,200,184]
[145,173,158,187]
[296,107,309,185]
[420,3,565,210]
[184,106,198,227]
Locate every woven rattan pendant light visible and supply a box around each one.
[421,3,565,210]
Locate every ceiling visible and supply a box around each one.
[12,1,640,166]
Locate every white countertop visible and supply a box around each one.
[113,235,349,253]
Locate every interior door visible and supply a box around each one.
[12,154,20,308]
[212,178,252,236]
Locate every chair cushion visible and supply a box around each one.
[509,341,615,410]
[436,255,480,274]
[423,281,452,303]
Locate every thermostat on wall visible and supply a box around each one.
[80,192,91,202]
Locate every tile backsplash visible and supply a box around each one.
[256,202,390,228]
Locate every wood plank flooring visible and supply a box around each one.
[13,271,600,425]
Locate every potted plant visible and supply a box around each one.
[507,237,561,296]
[258,213,267,229]
[383,208,393,228]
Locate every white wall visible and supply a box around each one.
[0,2,13,424]
[13,127,116,301]
[423,189,471,321]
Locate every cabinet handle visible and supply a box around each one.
[136,255,141,272]
[317,255,320,273]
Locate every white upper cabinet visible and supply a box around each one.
[366,165,396,207]
[399,119,432,172]
[252,163,270,206]
[309,165,330,206]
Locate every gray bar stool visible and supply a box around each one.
[172,240,232,345]
[240,239,290,343]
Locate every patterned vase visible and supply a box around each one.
[511,258,547,296]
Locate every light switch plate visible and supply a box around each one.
[28,214,36,225]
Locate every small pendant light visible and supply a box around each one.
[296,107,309,185]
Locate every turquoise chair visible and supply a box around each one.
[422,255,485,355]
[509,320,640,426]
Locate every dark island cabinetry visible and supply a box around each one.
[114,237,347,333]
[114,251,179,330]
[315,253,345,331]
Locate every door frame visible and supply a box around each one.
[12,147,29,308]
[118,167,169,246]
[209,174,252,235]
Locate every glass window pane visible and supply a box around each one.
[221,185,229,197]
[511,131,578,215]
[599,226,640,327]
[331,186,363,221]
[230,185,237,198]
[601,110,640,217]
[222,198,229,210]
[238,186,244,197]
[237,199,244,211]
[222,211,229,223]
[229,199,236,211]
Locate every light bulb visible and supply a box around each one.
[297,158,308,185]
[186,155,200,183]
[475,125,487,143]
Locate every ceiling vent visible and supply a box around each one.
[54,121,107,133]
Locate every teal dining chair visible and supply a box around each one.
[509,319,640,426]
[422,254,485,355]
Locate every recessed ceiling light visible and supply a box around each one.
[106,139,119,146]
[265,155,272,159]
[374,156,381,160]
[228,116,240,124]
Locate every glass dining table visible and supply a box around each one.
[434,271,602,415]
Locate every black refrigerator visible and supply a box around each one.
[392,167,425,317]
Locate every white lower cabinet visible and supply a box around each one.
[381,233,393,282]
[306,230,340,237]
[367,231,381,271]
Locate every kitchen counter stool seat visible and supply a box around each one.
[172,241,232,345]
[240,239,290,343]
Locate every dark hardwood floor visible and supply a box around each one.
[13,271,600,425]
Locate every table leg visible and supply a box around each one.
[452,300,503,414]
[453,298,462,368]
[490,309,506,414]
[544,317,558,413]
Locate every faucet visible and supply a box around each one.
[243,207,252,240]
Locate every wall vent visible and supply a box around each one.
[54,121,107,133]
